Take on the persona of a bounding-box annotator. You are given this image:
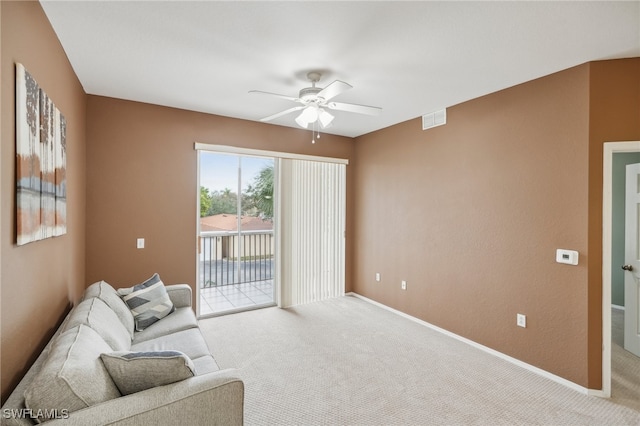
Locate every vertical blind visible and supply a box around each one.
[280,159,346,307]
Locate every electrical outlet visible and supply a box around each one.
[375,273,381,282]
[137,238,145,249]
[517,313,526,328]
[401,280,407,290]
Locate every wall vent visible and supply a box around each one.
[422,108,447,130]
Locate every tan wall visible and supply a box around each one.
[586,58,640,387]
[85,96,355,304]
[1,1,87,402]
[352,59,640,389]
[353,65,593,386]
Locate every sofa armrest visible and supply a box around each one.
[44,369,243,426]
[165,284,193,309]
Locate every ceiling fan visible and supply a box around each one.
[249,71,382,134]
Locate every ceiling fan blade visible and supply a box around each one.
[326,101,382,116]
[249,90,299,103]
[259,106,305,122]
[317,80,352,102]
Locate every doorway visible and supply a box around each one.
[197,151,276,316]
[196,142,348,316]
[602,141,640,401]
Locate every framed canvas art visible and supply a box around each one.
[16,63,67,245]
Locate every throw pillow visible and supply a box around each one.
[100,351,196,395]
[118,273,175,331]
[25,325,120,420]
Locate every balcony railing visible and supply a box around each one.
[199,230,274,287]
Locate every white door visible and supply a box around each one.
[623,163,640,357]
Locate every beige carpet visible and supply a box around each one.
[199,295,640,425]
[611,308,640,412]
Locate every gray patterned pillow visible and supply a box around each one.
[117,273,175,331]
[100,351,195,395]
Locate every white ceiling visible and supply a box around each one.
[40,1,640,138]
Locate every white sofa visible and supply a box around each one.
[1,281,243,425]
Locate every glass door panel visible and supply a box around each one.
[198,152,275,316]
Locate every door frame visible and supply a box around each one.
[194,142,349,316]
[195,146,279,317]
[602,140,640,397]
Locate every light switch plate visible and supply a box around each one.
[137,238,145,249]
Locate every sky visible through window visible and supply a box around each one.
[200,152,273,193]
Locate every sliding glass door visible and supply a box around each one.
[196,143,347,315]
[198,152,275,316]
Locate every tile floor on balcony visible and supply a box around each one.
[199,280,274,316]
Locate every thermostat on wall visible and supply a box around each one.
[556,249,579,265]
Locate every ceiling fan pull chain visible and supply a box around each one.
[312,120,318,144]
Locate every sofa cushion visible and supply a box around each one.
[191,354,220,375]
[24,325,120,421]
[131,328,211,360]
[100,350,195,395]
[132,307,198,344]
[118,273,175,331]
[83,280,135,339]
[63,297,132,351]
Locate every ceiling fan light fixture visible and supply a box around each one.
[295,105,319,128]
[302,105,319,122]
[294,113,309,128]
[318,109,334,128]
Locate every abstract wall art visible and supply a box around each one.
[16,63,67,245]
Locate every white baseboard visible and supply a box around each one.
[347,292,599,397]
[611,304,625,311]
